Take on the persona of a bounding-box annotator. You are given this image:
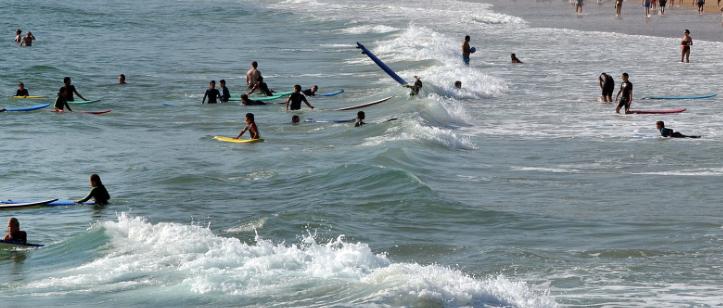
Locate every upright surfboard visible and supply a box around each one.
[641,93,716,100]
[213,136,264,144]
[335,96,393,111]
[4,104,50,112]
[628,108,686,114]
[356,42,407,85]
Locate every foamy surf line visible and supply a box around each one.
[16,214,556,307]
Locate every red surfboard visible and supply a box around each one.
[628,108,686,114]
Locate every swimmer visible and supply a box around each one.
[246,61,261,89]
[681,29,693,63]
[355,111,366,127]
[656,121,700,138]
[303,85,319,96]
[235,113,260,140]
[16,82,29,97]
[247,76,274,96]
[118,74,126,85]
[598,73,615,103]
[285,85,314,111]
[55,77,87,112]
[454,81,462,89]
[615,73,633,114]
[3,218,26,244]
[219,79,230,103]
[20,32,35,47]
[511,53,523,64]
[202,80,221,104]
[240,94,266,105]
[462,35,473,65]
[291,115,301,125]
[404,76,423,96]
[76,174,110,205]
[14,29,22,44]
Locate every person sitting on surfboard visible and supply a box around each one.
[355,111,366,127]
[615,73,633,114]
[16,82,29,97]
[404,76,423,96]
[235,113,260,140]
[303,85,319,97]
[77,174,110,205]
[656,121,700,138]
[55,77,87,112]
[219,79,230,103]
[511,53,523,64]
[4,218,27,244]
[202,80,221,104]
[247,76,274,96]
[285,85,314,111]
[240,94,266,106]
[246,61,261,89]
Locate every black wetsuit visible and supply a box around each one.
[410,79,423,96]
[78,185,110,205]
[355,120,366,127]
[302,89,316,96]
[258,82,273,96]
[220,86,230,103]
[617,80,633,109]
[16,89,29,96]
[242,98,266,106]
[5,231,27,244]
[203,88,220,104]
[602,75,614,97]
[288,92,308,110]
[55,85,76,110]
[660,127,700,138]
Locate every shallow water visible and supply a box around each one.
[1,0,722,306]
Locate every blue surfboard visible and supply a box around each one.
[356,42,407,85]
[641,93,717,100]
[320,89,345,97]
[5,104,50,112]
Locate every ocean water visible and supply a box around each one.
[1,0,722,306]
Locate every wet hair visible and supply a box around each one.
[684,29,690,34]
[18,82,24,87]
[292,115,300,123]
[63,77,71,84]
[312,85,318,90]
[622,73,629,78]
[357,111,365,120]
[16,29,21,35]
[294,84,301,91]
[219,79,226,84]
[210,80,216,84]
[119,74,125,79]
[8,217,19,231]
[246,113,255,121]
[90,174,103,187]
[454,81,462,88]
[252,61,258,68]
[656,121,665,128]
[465,35,470,41]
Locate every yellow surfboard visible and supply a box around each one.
[11,95,48,100]
[213,136,264,144]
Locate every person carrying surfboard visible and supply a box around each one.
[3,218,27,245]
[615,73,633,114]
[55,77,87,112]
[76,174,110,205]
[285,85,314,111]
[235,113,260,140]
[246,61,261,89]
[16,82,29,97]
[656,121,700,138]
[462,36,473,65]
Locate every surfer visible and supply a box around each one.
[291,115,301,125]
[247,76,274,96]
[77,174,110,205]
[303,85,319,96]
[16,82,29,97]
[598,73,615,103]
[14,29,22,44]
[404,76,423,96]
[615,0,623,17]
[454,81,462,89]
[462,35,472,65]
[202,80,221,104]
[615,73,633,114]
[240,94,266,105]
[20,32,35,47]
[235,113,260,140]
[118,74,126,85]
[219,79,230,103]
[3,218,27,244]
[246,61,261,89]
[355,111,366,127]
[680,29,692,63]
[285,85,314,111]
[656,121,700,138]
[55,77,87,112]
[511,53,523,64]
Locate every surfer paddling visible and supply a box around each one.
[285,85,314,111]
[77,174,110,205]
[511,53,523,64]
[235,113,260,140]
[3,218,27,244]
[240,94,266,105]
[303,85,319,96]
[615,73,633,114]
[656,121,700,138]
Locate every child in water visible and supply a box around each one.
[77,174,111,205]
[16,82,29,97]
[355,111,366,127]
[236,113,260,140]
[3,217,27,244]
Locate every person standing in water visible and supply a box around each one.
[615,73,633,114]
[20,32,35,47]
[511,53,523,64]
[355,111,366,127]
[246,61,261,89]
[55,77,88,112]
[76,174,110,205]
[599,73,615,103]
[285,85,314,111]
[14,29,22,44]
[659,0,668,15]
[118,74,127,85]
[696,0,706,15]
[202,80,221,104]
[219,79,230,103]
[3,218,27,244]
[680,29,693,63]
[575,0,584,15]
[16,82,29,97]
[404,76,423,96]
[247,76,274,96]
[615,0,623,17]
[462,35,472,65]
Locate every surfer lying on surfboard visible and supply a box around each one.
[235,113,260,140]
[3,218,27,245]
[656,121,700,138]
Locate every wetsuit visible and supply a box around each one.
[602,75,614,97]
[55,85,76,110]
[409,79,423,96]
[242,98,266,106]
[302,89,316,96]
[355,120,366,127]
[660,127,700,138]
[617,80,633,110]
[203,88,220,104]
[78,184,110,205]
[288,92,308,110]
[4,231,27,244]
[16,89,29,96]
[220,86,230,103]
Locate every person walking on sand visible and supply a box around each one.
[696,0,705,15]
[576,0,584,15]
[642,0,652,17]
[680,29,692,63]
